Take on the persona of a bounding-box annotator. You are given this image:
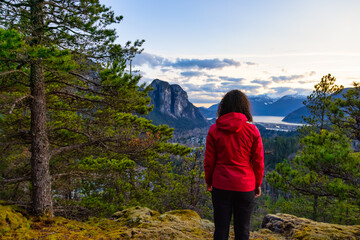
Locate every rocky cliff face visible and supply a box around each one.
[147,79,209,129]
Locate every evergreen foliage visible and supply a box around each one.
[267,130,359,201]
[302,73,343,131]
[0,0,195,218]
[330,82,360,142]
[262,136,299,170]
[267,74,360,223]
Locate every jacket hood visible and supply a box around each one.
[216,112,248,132]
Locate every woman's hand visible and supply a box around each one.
[255,186,261,198]
[207,184,213,192]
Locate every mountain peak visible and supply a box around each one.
[147,79,208,129]
[280,94,307,100]
[151,79,169,86]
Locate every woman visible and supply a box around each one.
[204,90,264,240]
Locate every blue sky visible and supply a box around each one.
[101,0,360,107]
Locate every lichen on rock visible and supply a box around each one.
[112,206,160,227]
[112,206,214,239]
[1,204,360,239]
[256,213,360,240]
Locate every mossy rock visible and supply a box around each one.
[110,207,213,239]
[112,206,160,227]
[2,204,359,240]
[163,209,201,221]
[250,228,287,240]
[199,219,215,232]
[261,213,360,240]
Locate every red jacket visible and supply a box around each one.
[204,112,264,192]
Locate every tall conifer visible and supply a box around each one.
[0,0,156,216]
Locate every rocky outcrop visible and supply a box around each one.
[111,206,214,239]
[147,79,209,129]
[1,204,359,239]
[252,213,360,240]
[0,204,214,239]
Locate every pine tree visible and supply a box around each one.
[267,74,360,221]
[0,0,170,217]
[330,81,360,143]
[302,73,343,131]
[267,130,360,220]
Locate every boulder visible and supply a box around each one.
[252,213,360,240]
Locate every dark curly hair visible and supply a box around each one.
[217,89,253,122]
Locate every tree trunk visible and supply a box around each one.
[30,62,53,217]
[312,195,318,221]
[30,0,53,217]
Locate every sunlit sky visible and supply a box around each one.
[100,0,360,107]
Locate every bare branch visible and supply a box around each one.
[0,0,30,8]
[0,58,28,63]
[1,175,31,184]
[9,94,32,114]
[69,71,101,87]
[52,171,87,179]
[45,79,111,97]
[0,70,29,77]
[1,171,86,184]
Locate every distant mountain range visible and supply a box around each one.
[282,106,309,123]
[199,94,307,119]
[282,88,350,123]
[146,79,353,128]
[146,79,310,128]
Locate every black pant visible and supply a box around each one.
[211,187,255,240]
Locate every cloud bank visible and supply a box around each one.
[133,52,240,70]
[180,71,205,77]
[251,79,272,86]
[270,75,304,82]
[133,52,317,104]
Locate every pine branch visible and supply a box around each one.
[52,127,91,139]
[284,179,340,198]
[47,106,93,115]
[46,90,104,104]
[44,79,111,97]
[0,70,29,77]
[50,139,106,157]
[0,0,30,8]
